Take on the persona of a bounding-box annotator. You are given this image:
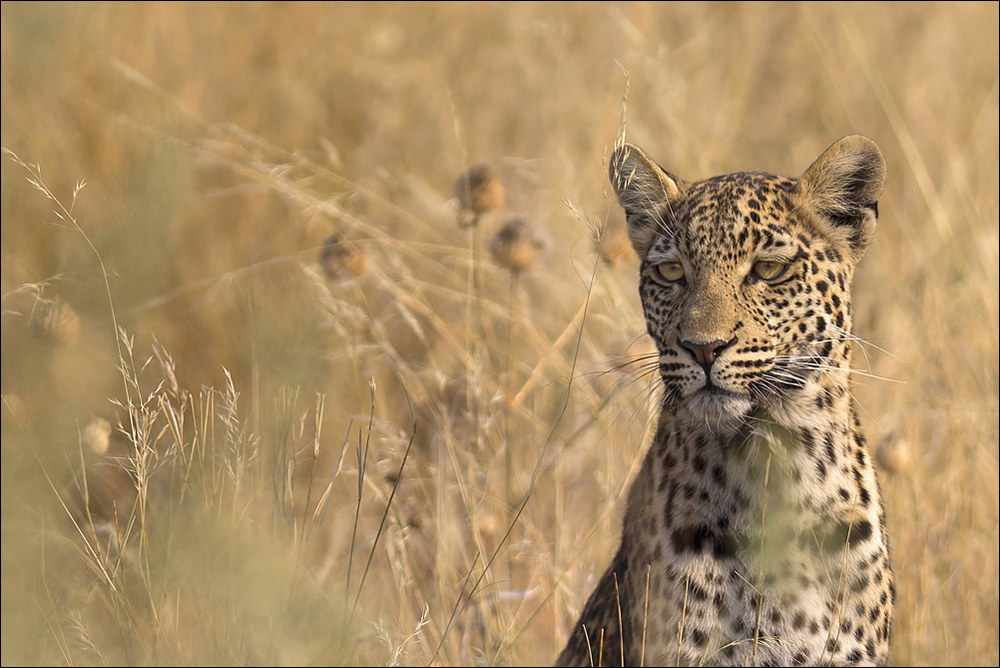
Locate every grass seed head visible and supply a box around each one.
[490,216,545,273]
[30,298,81,346]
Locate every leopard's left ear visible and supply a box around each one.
[796,136,885,256]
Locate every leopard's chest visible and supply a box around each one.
[638,527,861,665]
[625,417,890,665]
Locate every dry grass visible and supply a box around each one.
[1,2,996,666]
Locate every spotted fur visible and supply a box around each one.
[556,137,893,667]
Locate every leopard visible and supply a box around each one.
[556,136,894,667]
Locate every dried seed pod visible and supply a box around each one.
[475,509,499,538]
[875,433,913,474]
[454,163,504,227]
[30,298,81,346]
[319,232,369,281]
[82,417,113,455]
[594,213,637,267]
[74,456,135,524]
[490,217,545,273]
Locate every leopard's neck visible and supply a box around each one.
[651,366,877,540]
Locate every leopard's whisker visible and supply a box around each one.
[774,359,905,384]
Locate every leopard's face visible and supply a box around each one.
[611,138,884,428]
[638,173,858,424]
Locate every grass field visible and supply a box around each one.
[1,2,997,665]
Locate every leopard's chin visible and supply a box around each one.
[682,385,753,430]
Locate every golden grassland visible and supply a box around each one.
[1,2,996,665]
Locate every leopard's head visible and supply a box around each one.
[610,137,885,429]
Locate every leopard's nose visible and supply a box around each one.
[679,337,737,372]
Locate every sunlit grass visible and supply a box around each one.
[2,2,997,666]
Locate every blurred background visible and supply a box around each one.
[1,2,997,665]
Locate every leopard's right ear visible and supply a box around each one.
[609,143,685,259]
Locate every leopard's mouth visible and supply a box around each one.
[700,380,743,397]
[684,383,754,425]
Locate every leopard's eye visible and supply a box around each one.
[655,261,685,283]
[752,260,788,282]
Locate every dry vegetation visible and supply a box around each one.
[1,3,997,666]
